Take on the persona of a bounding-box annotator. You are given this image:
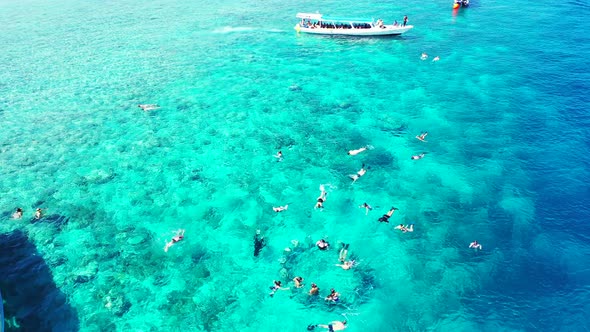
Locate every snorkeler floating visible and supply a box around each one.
[274,150,283,161]
[325,288,341,303]
[335,260,355,270]
[411,153,426,160]
[316,239,330,250]
[164,229,185,252]
[338,243,349,263]
[137,104,160,111]
[416,132,428,142]
[347,145,372,156]
[269,280,290,297]
[308,321,348,331]
[359,202,373,215]
[349,164,368,183]
[293,276,304,288]
[469,240,483,250]
[315,185,328,209]
[378,207,399,223]
[308,283,320,296]
[336,243,355,270]
[12,208,23,219]
[272,204,288,212]
[394,224,414,233]
[253,230,265,257]
[34,208,44,220]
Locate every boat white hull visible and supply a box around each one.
[295,24,413,36]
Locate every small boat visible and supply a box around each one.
[453,0,470,8]
[294,13,413,37]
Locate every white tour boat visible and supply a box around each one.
[294,13,413,37]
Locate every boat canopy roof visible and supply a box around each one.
[296,13,374,23]
[296,13,323,20]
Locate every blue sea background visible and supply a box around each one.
[1,0,589,331]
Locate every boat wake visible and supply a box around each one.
[212,26,285,34]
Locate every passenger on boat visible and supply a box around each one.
[403,15,408,27]
[393,20,399,26]
[377,19,384,28]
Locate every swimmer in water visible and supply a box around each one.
[316,239,330,250]
[325,288,340,302]
[433,56,440,62]
[469,240,483,250]
[349,164,368,183]
[411,153,426,160]
[269,280,289,297]
[335,260,355,270]
[34,208,44,220]
[394,224,414,233]
[315,185,328,209]
[347,146,369,156]
[359,202,373,215]
[12,208,23,219]
[416,132,428,142]
[254,230,265,256]
[308,321,347,331]
[308,283,320,296]
[338,243,349,263]
[274,150,283,161]
[421,53,428,60]
[273,205,288,212]
[164,229,185,252]
[138,104,160,111]
[293,276,304,288]
[378,207,398,223]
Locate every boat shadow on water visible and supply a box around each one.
[308,34,417,43]
[0,230,80,331]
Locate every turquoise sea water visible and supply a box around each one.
[1,0,589,331]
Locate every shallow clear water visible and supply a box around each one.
[1,0,589,331]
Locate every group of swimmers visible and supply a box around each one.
[10,207,44,220]
[420,53,440,62]
[265,131,485,329]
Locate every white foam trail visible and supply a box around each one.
[212,26,285,34]
[212,26,256,34]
